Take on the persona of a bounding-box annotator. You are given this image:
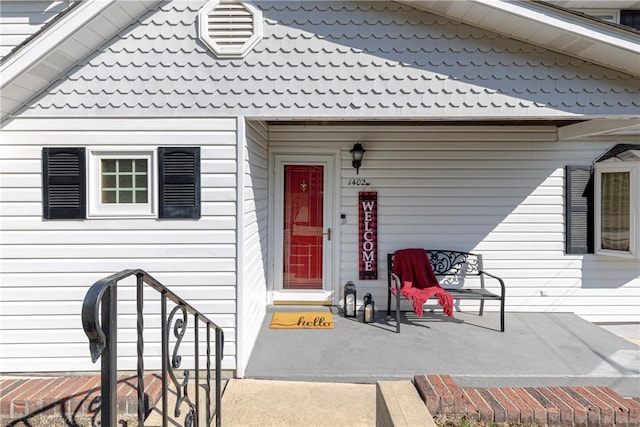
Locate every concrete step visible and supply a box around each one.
[376,381,436,427]
[220,378,377,427]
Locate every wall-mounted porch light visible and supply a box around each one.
[350,143,366,175]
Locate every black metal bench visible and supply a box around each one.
[387,250,505,333]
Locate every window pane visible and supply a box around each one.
[136,160,148,172]
[119,175,132,188]
[135,174,147,187]
[136,190,148,203]
[102,174,116,188]
[119,160,133,172]
[120,190,133,203]
[601,171,630,251]
[102,190,117,204]
[102,159,116,173]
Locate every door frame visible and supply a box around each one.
[268,149,340,305]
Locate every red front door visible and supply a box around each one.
[283,165,324,289]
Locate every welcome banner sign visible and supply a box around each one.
[359,191,378,280]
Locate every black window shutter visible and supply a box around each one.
[158,147,201,219]
[565,165,594,254]
[42,148,86,220]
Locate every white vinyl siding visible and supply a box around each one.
[0,117,238,373]
[269,125,640,323]
[0,1,73,60]
[238,119,269,376]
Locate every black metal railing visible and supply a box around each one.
[81,269,224,427]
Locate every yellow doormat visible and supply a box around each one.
[270,312,334,329]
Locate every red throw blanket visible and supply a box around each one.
[392,248,454,318]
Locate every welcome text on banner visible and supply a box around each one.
[359,191,377,280]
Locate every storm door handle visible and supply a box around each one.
[323,228,332,241]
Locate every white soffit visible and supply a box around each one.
[0,0,160,122]
[398,0,640,76]
[558,118,640,140]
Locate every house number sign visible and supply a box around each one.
[359,191,377,280]
[348,178,369,186]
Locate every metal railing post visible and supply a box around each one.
[194,314,200,427]
[102,284,117,427]
[137,273,145,425]
[215,328,222,427]
[206,326,211,425]
[161,291,168,427]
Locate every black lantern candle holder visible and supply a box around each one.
[343,281,356,317]
[363,293,375,323]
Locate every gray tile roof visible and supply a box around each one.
[23,1,640,118]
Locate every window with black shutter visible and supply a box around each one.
[43,146,201,220]
[158,147,201,219]
[42,147,86,220]
[565,165,594,254]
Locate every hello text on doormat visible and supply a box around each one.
[270,312,334,329]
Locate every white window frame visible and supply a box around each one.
[88,148,157,218]
[594,160,640,259]
[574,9,620,24]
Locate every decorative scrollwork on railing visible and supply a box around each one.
[82,269,224,427]
[167,304,196,427]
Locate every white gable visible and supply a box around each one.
[18,1,640,120]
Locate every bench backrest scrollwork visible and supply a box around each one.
[387,250,485,288]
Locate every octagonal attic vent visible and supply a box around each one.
[198,0,262,58]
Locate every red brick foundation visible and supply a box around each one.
[414,374,640,426]
[0,374,161,424]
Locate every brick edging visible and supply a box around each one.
[0,374,162,423]
[413,374,640,426]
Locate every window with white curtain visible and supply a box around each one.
[595,160,639,258]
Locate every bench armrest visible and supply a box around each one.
[390,272,402,292]
[479,270,505,297]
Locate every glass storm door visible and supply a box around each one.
[283,164,325,289]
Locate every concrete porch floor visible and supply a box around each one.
[244,307,640,398]
[2,309,639,426]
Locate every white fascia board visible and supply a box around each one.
[558,118,640,140]
[475,0,639,53]
[0,1,118,89]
